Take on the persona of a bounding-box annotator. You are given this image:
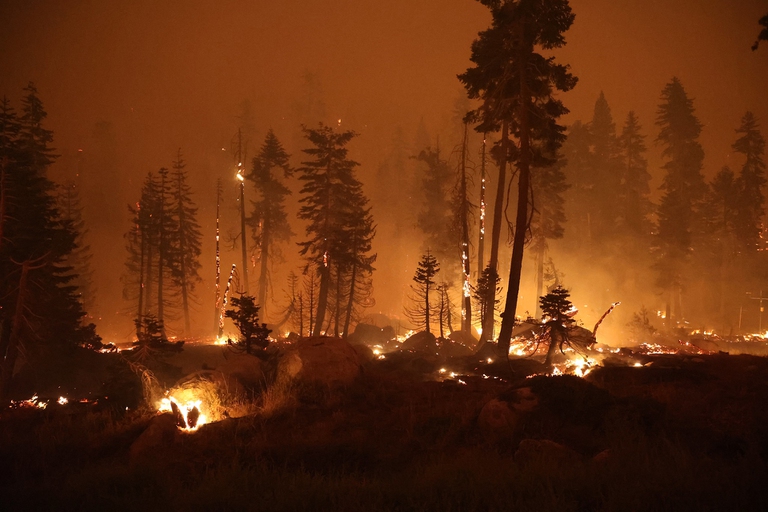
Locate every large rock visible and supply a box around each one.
[477,398,518,442]
[401,331,438,354]
[129,413,178,465]
[277,336,361,387]
[439,333,474,357]
[514,438,580,466]
[217,353,266,390]
[448,329,478,348]
[346,323,396,346]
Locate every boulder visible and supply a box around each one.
[514,438,580,466]
[477,398,518,442]
[346,323,396,346]
[438,336,474,357]
[402,331,438,354]
[129,413,178,465]
[507,386,539,413]
[351,343,375,363]
[217,353,266,390]
[276,336,361,387]
[448,329,478,349]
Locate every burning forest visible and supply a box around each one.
[2,1,768,510]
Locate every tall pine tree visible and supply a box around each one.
[460,0,577,356]
[654,77,706,323]
[0,85,96,398]
[732,111,766,252]
[248,130,293,320]
[170,150,202,334]
[297,124,366,336]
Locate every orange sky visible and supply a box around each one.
[1,0,767,337]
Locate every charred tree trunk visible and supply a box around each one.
[0,260,33,400]
[343,231,359,339]
[534,245,545,318]
[157,169,167,338]
[136,213,146,338]
[313,263,330,336]
[0,158,7,252]
[459,121,472,334]
[543,324,562,370]
[477,135,487,281]
[213,179,222,332]
[482,121,509,342]
[258,215,270,319]
[334,263,342,337]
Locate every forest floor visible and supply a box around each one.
[1,347,768,511]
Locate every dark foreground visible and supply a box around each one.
[2,352,768,512]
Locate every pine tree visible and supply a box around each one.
[460,0,577,356]
[473,264,501,331]
[654,77,706,323]
[297,123,363,336]
[248,130,293,320]
[561,121,593,248]
[617,111,652,237]
[700,166,740,325]
[732,112,766,252]
[0,85,96,398]
[589,92,623,242]
[123,170,177,338]
[340,185,376,338]
[405,252,440,334]
[225,294,272,357]
[539,285,575,369]
[416,145,455,275]
[753,13,768,50]
[170,150,202,333]
[56,180,97,316]
[530,154,568,317]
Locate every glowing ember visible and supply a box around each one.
[9,394,47,409]
[57,396,68,405]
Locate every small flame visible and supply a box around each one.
[158,396,208,431]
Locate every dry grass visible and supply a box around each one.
[2,354,768,511]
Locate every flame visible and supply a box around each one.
[9,394,48,409]
[158,395,208,431]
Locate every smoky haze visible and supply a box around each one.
[1,0,767,343]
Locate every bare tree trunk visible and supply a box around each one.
[424,279,431,335]
[334,264,342,337]
[535,245,545,318]
[543,325,561,370]
[157,169,167,338]
[482,121,509,342]
[136,214,146,337]
[237,130,249,294]
[258,216,270,318]
[0,158,7,251]
[459,121,472,334]
[343,233,358,339]
[313,264,330,336]
[0,261,32,400]
[477,136,487,280]
[213,179,222,332]
[308,276,315,336]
